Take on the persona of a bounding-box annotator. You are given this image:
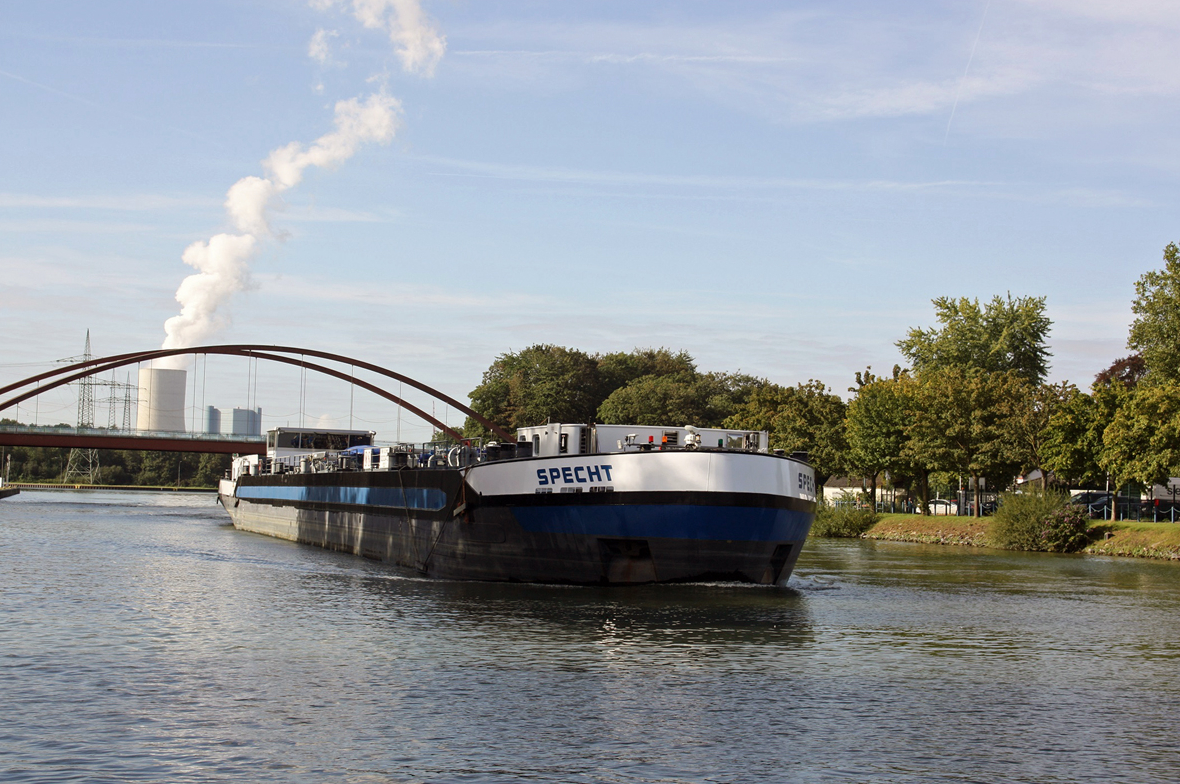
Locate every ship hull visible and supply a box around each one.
[221,451,815,585]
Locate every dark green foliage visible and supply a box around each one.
[724,380,848,486]
[463,345,760,436]
[0,440,229,487]
[988,490,1089,552]
[465,345,607,435]
[597,348,697,392]
[1038,507,1092,553]
[809,502,878,538]
[194,453,231,486]
[597,371,760,428]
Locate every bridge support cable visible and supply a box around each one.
[0,345,514,440]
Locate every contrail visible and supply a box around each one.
[0,68,102,109]
[944,0,991,146]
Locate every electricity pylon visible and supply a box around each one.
[63,331,100,484]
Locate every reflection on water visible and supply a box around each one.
[2,491,1179,783]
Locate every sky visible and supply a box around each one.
[2,0,1178,440]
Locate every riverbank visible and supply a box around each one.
[8,483,216,493]
[858,512,1180,560]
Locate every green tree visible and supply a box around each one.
[845,374,912,504]
[725,380,847,489]
[1102,384,1180,490]
[597,348,697,392]
[1042,389,1105,488]
[1000,380,1074,489]
[897,294,1052,383]
[464,345,608,435]
[193,453,231,486]
[597,371,759,428]
[464,346,708,437]
[907,368,1023,516]
[1128,242,1180,383]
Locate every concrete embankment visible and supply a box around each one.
[859,513,1180,560]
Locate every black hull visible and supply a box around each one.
[224,469,812,585]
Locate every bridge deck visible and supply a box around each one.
[0,426,265,454]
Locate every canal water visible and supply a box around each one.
[2,491,1178,783]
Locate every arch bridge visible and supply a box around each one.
[0,345,510,454]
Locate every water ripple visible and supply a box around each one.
[2,492,1179,782]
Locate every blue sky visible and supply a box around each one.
[2,1,1178,438]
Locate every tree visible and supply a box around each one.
[724,380,847,489]
[1094,354,1147,389]
[465,345,608,435]
[845,375,912,504]
[897,294,1052,383]
[193,453,231,486]
[1128,242,1180,383]
[1042,379,1133,516]
[999,380,1074,489]
[597,348,697,392]
[464,346,709,437]
[1102,385,1180,490]
[597,371,759,428]
[906,368,1023,516]
[1042,389,1105,488]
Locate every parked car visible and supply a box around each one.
[1069,491,1111,509]
[1069,492,1152,519]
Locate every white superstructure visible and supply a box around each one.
[514,423,770,457]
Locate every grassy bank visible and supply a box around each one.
[849,512,1180,560]
[862,513,990,546]
[1084,521,1180,560]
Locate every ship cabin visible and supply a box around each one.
[514,423,770,458]
[266,427,375,460]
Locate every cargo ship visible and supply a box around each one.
[219,422,816,585]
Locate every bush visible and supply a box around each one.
[987,490,1091,553]
[1038,506,1091,553]
[810,501,878,538]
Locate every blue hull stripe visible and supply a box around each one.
[510,504,813,542]
[236,484,447,510]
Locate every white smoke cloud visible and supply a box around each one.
[159,92,401,363]
[158,0,440,365]
[316,0,447,75]
[221,92,401,239]
[161,233,257,360]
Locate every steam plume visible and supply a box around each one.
[159,0,443,364]
[313,0,446,75]
[160,92,401,363]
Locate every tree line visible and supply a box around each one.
[0,420,230,487]
[464,243,1180,518]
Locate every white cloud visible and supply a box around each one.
[313,0,446,75]
[308,28,339,65]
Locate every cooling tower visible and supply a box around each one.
[136,368,187,432]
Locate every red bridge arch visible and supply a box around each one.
[0,344,512,444]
